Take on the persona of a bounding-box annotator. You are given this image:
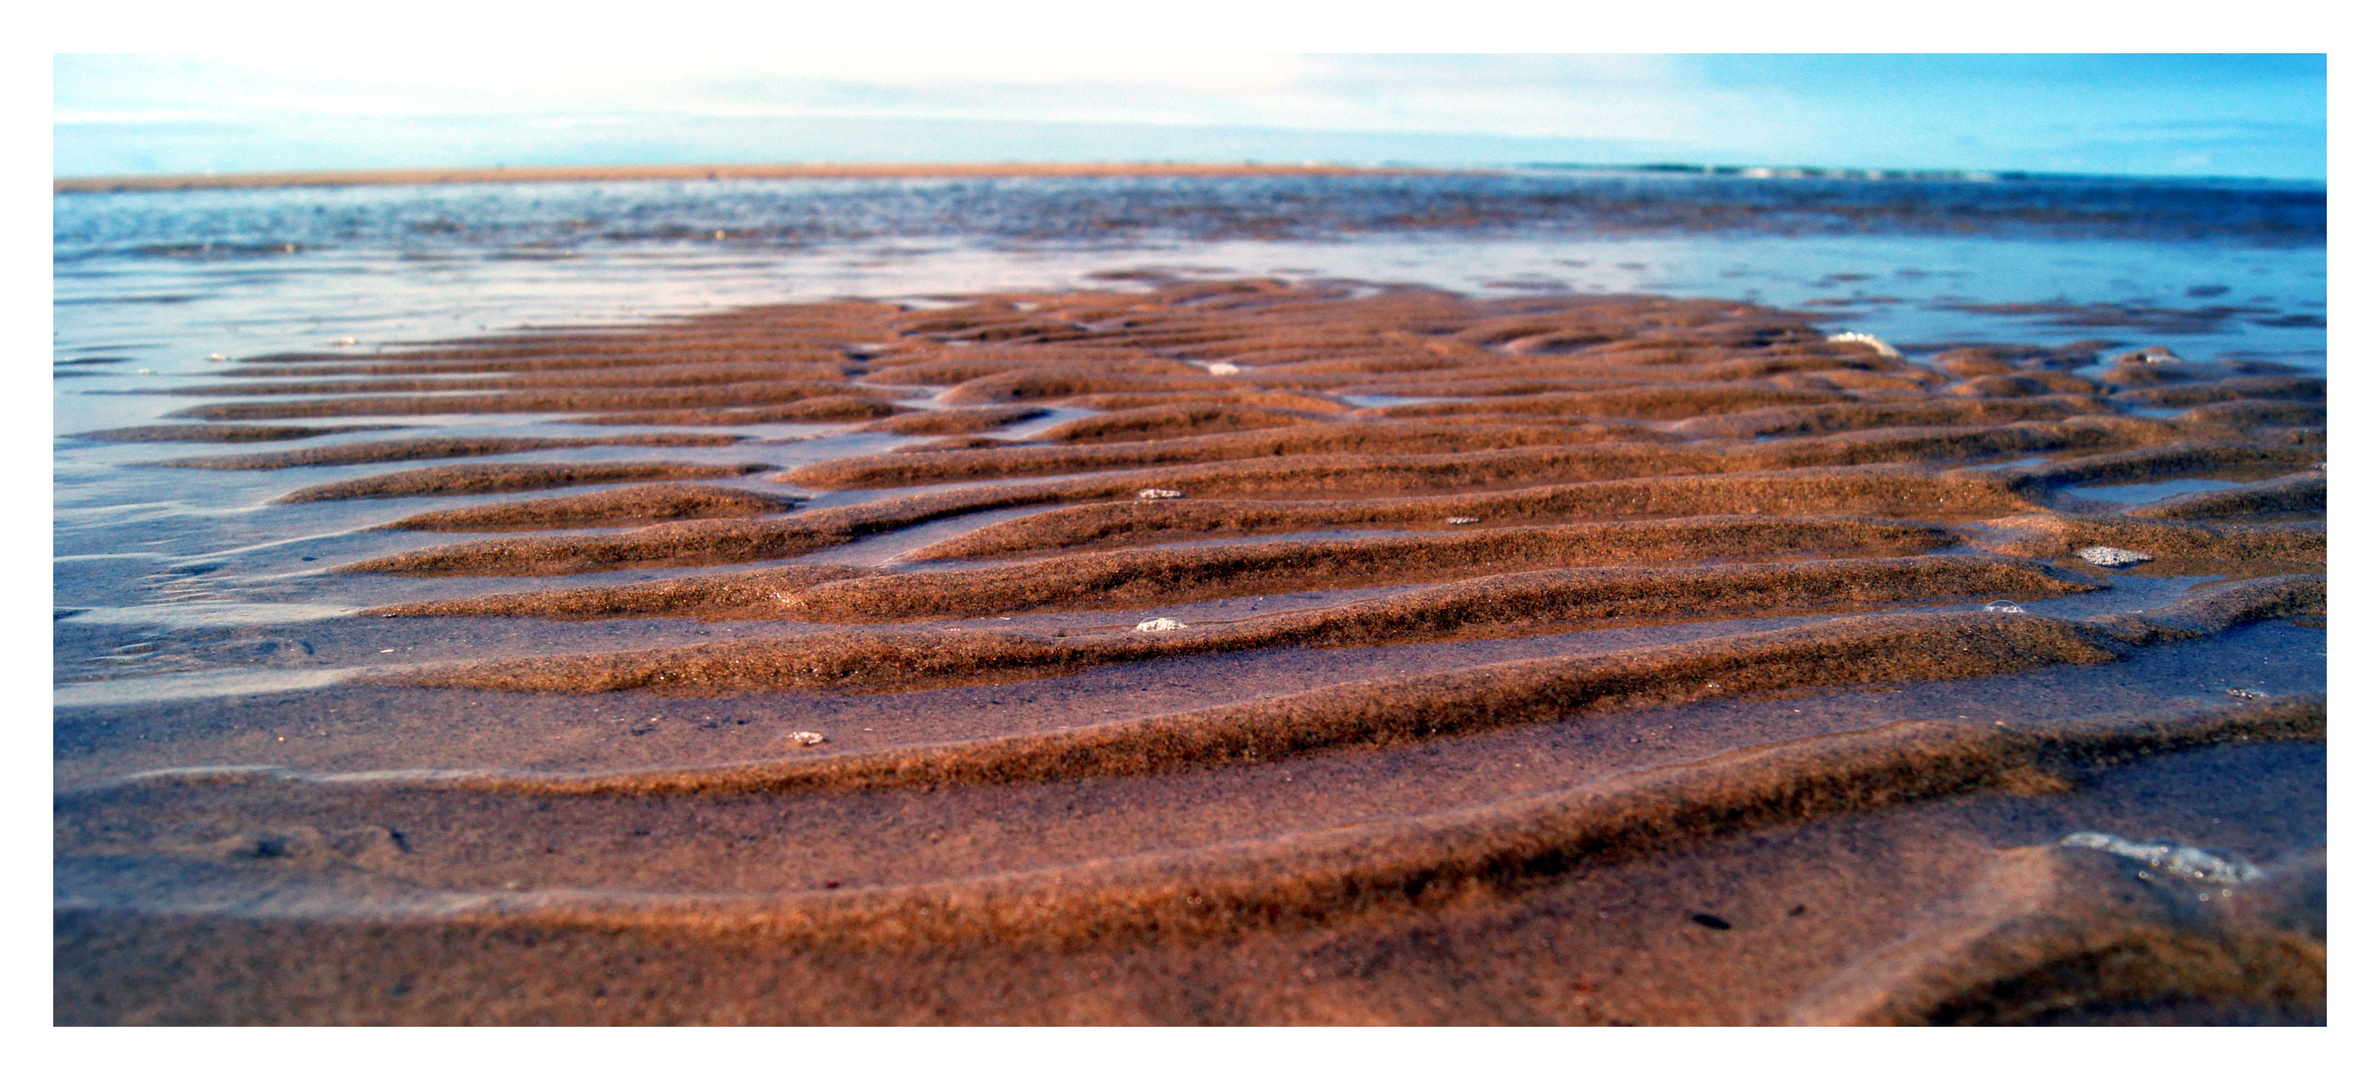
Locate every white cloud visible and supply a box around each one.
[51,53,2324,178]
[51,107,240,125]
[55,54,1758,144]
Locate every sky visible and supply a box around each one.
[52,54,2327,181]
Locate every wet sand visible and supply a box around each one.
[54,279,2325,1024]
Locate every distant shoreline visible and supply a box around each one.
[52,161,1424,194]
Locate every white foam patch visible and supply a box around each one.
[2060,831,2265,886]
[55,667,351,708]
[60,602,359,629]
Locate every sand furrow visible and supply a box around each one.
[78,697,2320,955]
[275,462,774,503]
[368,515,1959,617]
[385,555,2094,694]
[379,484,803,532]
[336,579,2317,798]
[151,434,743,470]
[906,467,2031,560]
[168,381,873,420]
[783,419,2173,492]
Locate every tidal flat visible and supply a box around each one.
[54,168,2324,1024]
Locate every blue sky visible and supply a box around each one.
[53,54,2326,180]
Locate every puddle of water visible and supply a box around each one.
[2069,478,2246,505]
[60,603,362,629]
[53,667,352,708]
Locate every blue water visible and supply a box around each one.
[52,172,2326,399]
[2072,478,2250,506]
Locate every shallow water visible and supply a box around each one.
[2072,477,2249,505]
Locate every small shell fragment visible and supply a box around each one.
[1982,600,2026,613]
[786,731,827,746]
[1134,617,1187,633]
[1203,362,1243,376]
[1137,489,1183,500]
[2115,346,2182,365]
[2074,545,2153,568]
[1445,516,1481,525]
[2059,831,2264,885]
[1826,332,1902,359]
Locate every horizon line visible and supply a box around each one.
[51,159,2327,194]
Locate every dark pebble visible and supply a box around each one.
[1689,913,1731,930]
[1788,904,1807,917]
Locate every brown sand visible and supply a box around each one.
[211,352,853,377]
[274,462,774,502]
[379,484,802,532]
[1993,442,2323,497]
[1366,384,1848,420]
[150,434,742,469]
[1969,513,2325,575]
[895,436,1008,453]
[366,587,2310,798]
[336,490,1051,576]
[779,421,1658,489]
[367,517,1961,621]
[168,381,876,420]
[1035,403,1324,443]
[1789,840,2324,1026]
[777,418,2169,496]
[2180,400,2326,428]
[335,478,1131,575]
[565,396,907,427]
[904,468,2030,561]
[388,555,2094,695]
[1060,390,1355,413]
[859,405,1051,435]
[783,516,1959,621]
[56,692,2321,940]
[158,365,854,396]
[860,354,1208,387]
[1672,397,2114,438]
[2111,376,2326,408]
[938,370,1282,404]
[72,423,413,443]
[55,281,2325,1025]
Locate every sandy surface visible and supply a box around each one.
[55,279,2325,1024]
